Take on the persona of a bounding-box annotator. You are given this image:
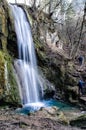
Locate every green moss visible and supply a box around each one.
[0,51,5,62]
[34,38,44,49]
[0,0,21,104]
[6,62,20,104]
[34,38,48,65]
[0,50,20,104]
[0,51,5,96]
[4,53,20,104]
[70,114,86,128]
[24,9,33,26]
[0,17,2,31]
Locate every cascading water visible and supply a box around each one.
[9,4,77,114]
[10,5,43,106]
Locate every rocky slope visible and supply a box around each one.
[0,107,85,130]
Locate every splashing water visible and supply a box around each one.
[10,5,43,106]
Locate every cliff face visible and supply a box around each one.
[28,8,79,102]
[0,0,85,105]
[0,0,20,105]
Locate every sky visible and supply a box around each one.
[7,0,31,5]
[7,0,15,3]
[7,0,41,7]
[7,0,73,4]
[7,0,85,14]
[67,0,72,3]
[7,0,24,3]
[7,0,85,6]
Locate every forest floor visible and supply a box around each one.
[0,107,84,130]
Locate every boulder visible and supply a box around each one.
[70,113,86,129]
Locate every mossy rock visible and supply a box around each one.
[5,62,21,104]
[0,51,5,97]
[64,85,79,102]
[0,50,20,105]
[70,114,86,129]
[65,73,77,86]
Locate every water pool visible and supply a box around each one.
[16,99,77,114]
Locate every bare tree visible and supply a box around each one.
[70,2,86,59]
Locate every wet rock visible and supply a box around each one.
[70,113,86,129]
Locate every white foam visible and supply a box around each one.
[23,102,44,108]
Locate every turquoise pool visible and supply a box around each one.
[16,99,77,114]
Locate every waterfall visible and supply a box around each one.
[10,5,43,105]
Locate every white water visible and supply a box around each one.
[10,5,42,105]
